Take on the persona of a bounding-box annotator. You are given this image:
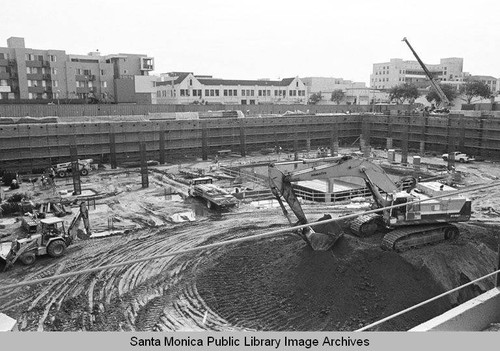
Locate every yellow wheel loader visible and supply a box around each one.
[0,202,91,271]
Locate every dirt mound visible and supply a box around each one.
[196,235,452,331]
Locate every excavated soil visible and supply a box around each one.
[1,150,499,331]
[196,236,452,331]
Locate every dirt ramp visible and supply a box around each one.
[196,235,452,331]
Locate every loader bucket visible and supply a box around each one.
[303,215,344,251]
[0,242,15,271]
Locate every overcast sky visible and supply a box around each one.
[1,0,499,84]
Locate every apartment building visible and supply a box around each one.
[370,57,464,90]
[0,37,154,103]
[155,72,308,105]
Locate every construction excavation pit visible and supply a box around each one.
[1,147,499,332]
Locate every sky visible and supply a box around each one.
[1,0,499,84]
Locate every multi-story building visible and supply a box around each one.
[155,72,308,105]
[370,57,464,90]
[469,75,497,93]
[0,37,154,103]
[301,77,367,104]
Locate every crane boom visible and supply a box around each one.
[402,37,451,107]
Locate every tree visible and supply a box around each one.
[425,84,458,106]
[388,83,420,104]
[330,89,345,105]
[459,80,492,104]
[308,92,322,105]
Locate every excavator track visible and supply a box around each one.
[381,223,459,252]
[349,213,383,237]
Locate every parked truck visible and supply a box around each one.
[189,184,239,209]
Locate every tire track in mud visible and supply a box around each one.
[0,210,283,331]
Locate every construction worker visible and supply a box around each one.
[10,179,20,190]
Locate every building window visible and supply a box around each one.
[49,55,57,62]
[224,89,228,96]
[100,69,105,75]
[51,68,57,75]
[215,90,219,96]
[251,90,254,96]
[233,89,237,96]
[28,93,34,99]
[242,90,246,96]
[228,90,232,96]
[189,79,193,86]
[205,89,209,96]
[52,80,58,87]
[210,89,214,96]
[101,81,107,88]
[258,90,262,96]
[274,90,278,96]
[157,91,161,98]
[180,89,185,96]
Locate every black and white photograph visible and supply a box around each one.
[0,0,499,349]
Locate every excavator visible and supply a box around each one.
[0,202,91,271]
[269,155,471,251]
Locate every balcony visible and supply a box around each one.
[75,74,95,81]
[0,59,9,66]
[42,73,51,80]
[42,61,50,67]
[27,73,44,80]
[45,86,52,92]
[26,60,43,68]
[0,72,10,80]
[76,87,96,94]
[0,86,11,93]
[28,86,45,93]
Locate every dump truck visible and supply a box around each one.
[0,202,91,270]
[269,155,471,251]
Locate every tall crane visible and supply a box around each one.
[402,37,451,109]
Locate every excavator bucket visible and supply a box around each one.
[302,215,344,251]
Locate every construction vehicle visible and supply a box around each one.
[0,202,91,270]
[53,159,93,178]
[269,155,471,251]
[442,151,475,163]
[189,183,239,209]
[402,37,451,112]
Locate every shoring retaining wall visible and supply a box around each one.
[369,113,500,158]
[0,114,361,172]
[4,112,500,173]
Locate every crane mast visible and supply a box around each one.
[402,37,451,108]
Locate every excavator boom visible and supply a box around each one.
[269,155,401,251]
